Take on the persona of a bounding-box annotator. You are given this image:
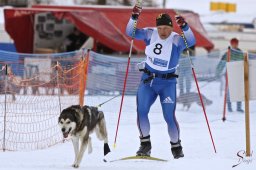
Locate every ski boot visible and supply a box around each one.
[171,140,184,159]
[136,135,151,156]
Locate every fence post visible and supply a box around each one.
[243,52,251,157]
[83,50,90,105]
[3,65,8,152]
[222,47,231,121]
[79,50,90,106]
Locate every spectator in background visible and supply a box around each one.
[216,38,244,113]
[64,27,88,52]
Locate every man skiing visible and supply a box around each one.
[126,5,196,159]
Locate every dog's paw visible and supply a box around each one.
[88,137,93,154]
[72,163,79,168]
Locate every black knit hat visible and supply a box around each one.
[156,13,173,27]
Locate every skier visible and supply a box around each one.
[126,5,196,159]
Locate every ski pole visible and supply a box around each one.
[180,25,217,153]
[113,0,143,148]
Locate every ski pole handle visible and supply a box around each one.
[131,0,143,38]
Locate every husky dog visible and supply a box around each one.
[177,92,213,110]
[58,105,110,168]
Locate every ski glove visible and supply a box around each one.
[132,4,142,20]
[175,15,187,28]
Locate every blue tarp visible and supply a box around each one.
[0,42,16,52]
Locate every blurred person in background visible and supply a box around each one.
[216,38,244,113]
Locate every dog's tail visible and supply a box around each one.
[104,143,111,156]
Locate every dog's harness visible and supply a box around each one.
[75,122,85,133]
[75,106,104,133]
[139,68,179,84]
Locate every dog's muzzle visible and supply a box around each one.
[62,127,71,138]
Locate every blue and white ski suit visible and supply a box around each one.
[126,17,196,143]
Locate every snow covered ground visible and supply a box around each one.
[0,89,255,170]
